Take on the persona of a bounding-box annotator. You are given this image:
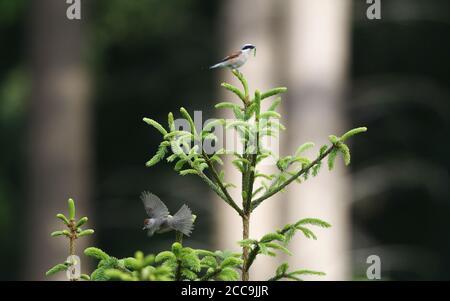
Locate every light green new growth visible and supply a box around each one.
[143,118,168,136]
[83,243,242,281]
[46,262,70,276]
[240,217,332,275]
[68,198,75,220]
[269,262,326,281]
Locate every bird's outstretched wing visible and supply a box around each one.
[220,50,241,62]
[141,191,169,218]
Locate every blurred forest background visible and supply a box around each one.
[0,0,449,280]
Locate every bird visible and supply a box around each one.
[141,191,194,237]
[209,43,256,70]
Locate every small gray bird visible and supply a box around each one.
[141,191,194,237]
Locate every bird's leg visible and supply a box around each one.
[175,231,183,245]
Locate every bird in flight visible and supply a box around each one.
[141,191,194,237]
[210,43,256,70]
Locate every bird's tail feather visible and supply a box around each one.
[209,63,222,69]
[170,205,194,236]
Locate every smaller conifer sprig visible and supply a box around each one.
[46,198,94,280]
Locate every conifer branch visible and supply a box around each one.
[244,244,260,272]
[244,90,261,213]
[202,150,243,216]
[251,145,336,210]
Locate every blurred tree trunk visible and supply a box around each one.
[284,0,352,280]
[214,0,352,280]
[213,0,285,280]
[25,0,92,280]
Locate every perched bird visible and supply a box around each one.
[141,191,194,237]
[209,43,256,70]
